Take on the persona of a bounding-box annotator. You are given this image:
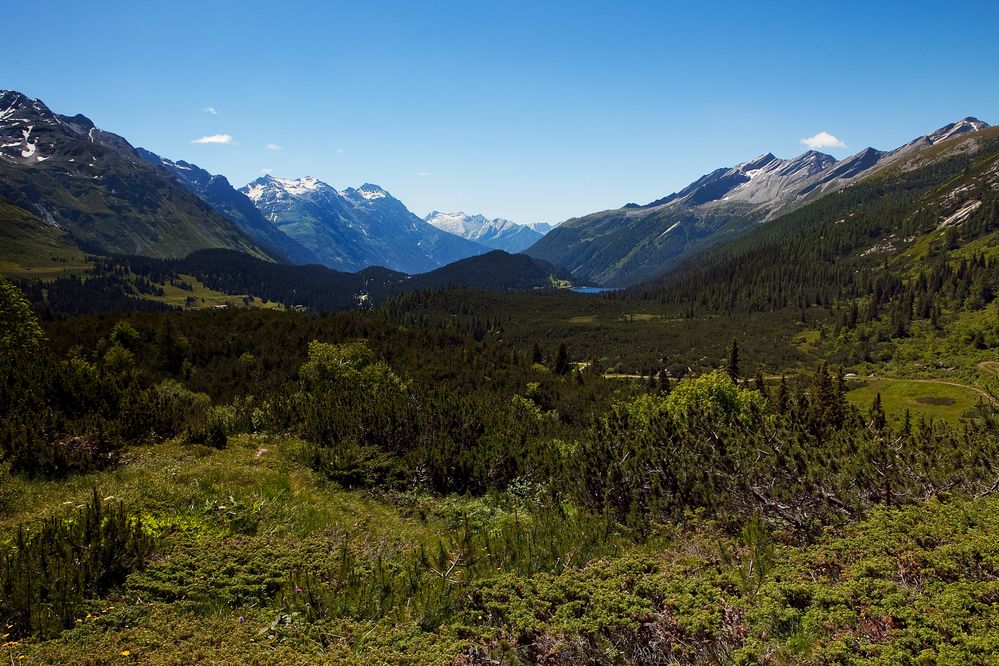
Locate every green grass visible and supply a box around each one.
[845,377,987,424]
[141,273,284,310]
[794,329,821,354]
[5,430,999,663]
[0,199,89,280]
[1,435,429,542]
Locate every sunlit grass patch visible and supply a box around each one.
[846,378,985,423]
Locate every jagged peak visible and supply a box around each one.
[927,117,990,144]
[344,183,390,201]
[793,149,837,162]
[0,89,57,124]
[737,153,778,171]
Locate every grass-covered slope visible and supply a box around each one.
[0,197,87,279]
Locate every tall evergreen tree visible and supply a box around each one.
[726,338,740,382]
[553,343,570,376]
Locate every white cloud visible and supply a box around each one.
[417,171,432,177]
[260,168,272,174]
[266,143,282,151]
[190,134,234,145]
[202,106,217,115]
[800,131,846,150]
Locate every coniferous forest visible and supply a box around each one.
[4,261,999,662]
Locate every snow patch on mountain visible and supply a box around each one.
[272,176,323,195]
[927,117,989,144]
[423,211,545,253]
[239,175,486,273]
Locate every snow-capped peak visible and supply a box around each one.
[353,183,388,200]
[241,175,336,202]
[243,181,267,203]
[423,210,546,252]
[272,175,323,195]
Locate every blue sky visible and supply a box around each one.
[5,1,998,224]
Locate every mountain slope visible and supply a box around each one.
[0,90,270,260]
[0,196,86,278]
[241,176,487,273]
[424,211,545,253]
[627,125,999,315]
[136,149,319,265]
[527,118,991,287]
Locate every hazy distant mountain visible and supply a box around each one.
[525,221,555,234]
[0,90,269,259]
[423,211,546,253]
[136,149,319,265]
[241,176,486,273]
[527,117,991,286]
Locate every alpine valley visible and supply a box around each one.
[5,80,999,666]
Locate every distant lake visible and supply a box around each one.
[570,287,618,294]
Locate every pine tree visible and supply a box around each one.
[531,342,543,365]
[754,370,767,396]
[777,376,789,414]
[657,369,671,395]
[553,343,570,375]
[726,338,740,382]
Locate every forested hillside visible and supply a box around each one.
[14,248,574,318]
[628,128,999,316]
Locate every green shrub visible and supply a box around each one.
[0,491,156,638]
[184,406,228,449]
[1,409,124,479]
[146,378,211,439]
[284,506,619,629]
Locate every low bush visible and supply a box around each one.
[0,491,156,638]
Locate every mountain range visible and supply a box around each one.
[135,149,320,265]
[526,117,991,286]
[2,87,996,309]
[0,89,554,278]
[631,121,999,321]
[423,211,549,253]
[239,175,488,273]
